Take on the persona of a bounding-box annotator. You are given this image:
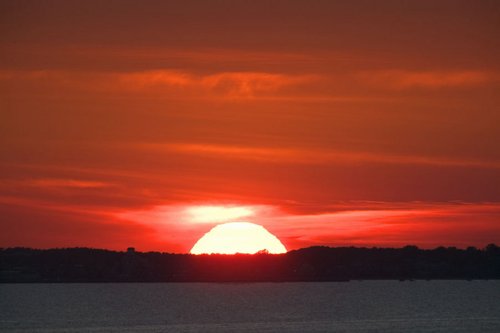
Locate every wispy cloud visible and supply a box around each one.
[359,70,497,89]
[0,195,110,215]
[0,69,317,99]
[26,178,110,189]
[117,201,500,250]
[118,70,317,98]
[117,203,276,227]
[140,143,500,169]
[0,44,358,73]
[264,202,500,249]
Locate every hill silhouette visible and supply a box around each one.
[1,245,499,282]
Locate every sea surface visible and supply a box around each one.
[1,281,499,332]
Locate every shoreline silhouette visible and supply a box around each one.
[1,244,499,283]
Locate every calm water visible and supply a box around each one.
[1,281,499,332]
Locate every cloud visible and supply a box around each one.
[140,142,500,169]
[359,70,497,89]
[0,195,109,216]
[0,201,163,251]
[0,69,317,99]
[116,201,500,251]
[26,178,110,189]
[0,44,316,71]
[117,204,276,227]
[264,202,500,249]
[118,70,317,98]
[186,205,255,223]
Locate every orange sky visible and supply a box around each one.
[1,0,500,252]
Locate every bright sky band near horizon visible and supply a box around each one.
[1,0,500,252]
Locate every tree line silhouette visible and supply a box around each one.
[1,244,499,282]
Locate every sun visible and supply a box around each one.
[190,222,287,255]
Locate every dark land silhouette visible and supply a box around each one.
[1,245,499,282]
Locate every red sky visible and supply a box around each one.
[1,0,500,252]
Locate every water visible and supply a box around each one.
[1,281,499,332]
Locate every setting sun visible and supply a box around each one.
[190,222,287,255]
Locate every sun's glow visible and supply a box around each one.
[190,222,287,254]
[187,206,254,223]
